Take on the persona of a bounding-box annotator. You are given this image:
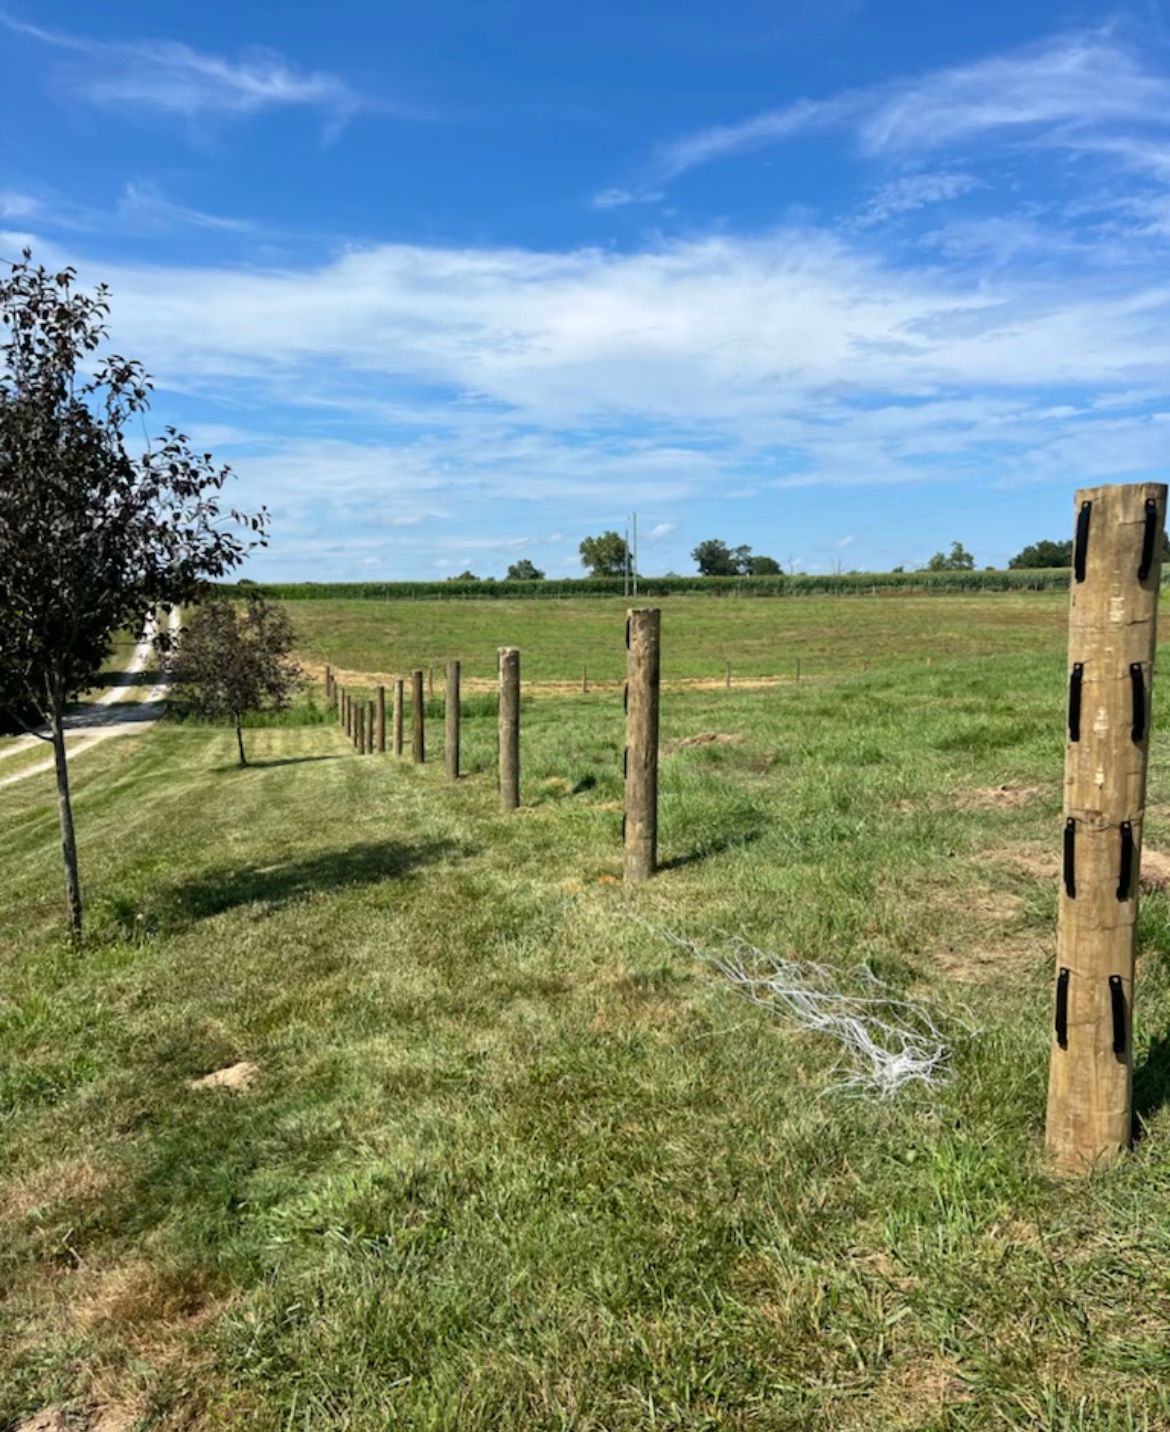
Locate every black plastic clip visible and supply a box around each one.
[1063,817,1077,898]
[1118,820,1135,901]
[1131,663,1146,744]
[1139,497,1159,582]
[1074,500,1092,583]
[1068,662,1084,742]
[1055,967,1070,1049]
[1109,975,1127,1057]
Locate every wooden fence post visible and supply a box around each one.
[498,647,520,810]
[325,665,333,702]
[446,660,461,780]
[725,660,731,690]
[376,685,386,753]
[582,665,588,694]
[365,700,375,755]
[344,691,352,741]
[428,665,435,699]
[359,700,367,753]
[625,608,661,883]
[411,669,425,764]
[1046,481,1167,1168]
[393,679,404,757]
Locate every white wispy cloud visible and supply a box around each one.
[0,14,378,133]
[649,32,1170,179]
[590,186,665,209]
[0,191,40,219]
[119,182,253,233]
[645,522,675,541]
[854,172,981,227]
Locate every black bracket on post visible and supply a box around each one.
[1055,967,1070,1049]
[1139,497,1159,582]
[1074,500,1092,583]
[1118,820,1135,901]
[1068,662,1084,742]
[1063,817,1077,898]
[1131,663,1146,744]
[1110,975,1127,1057]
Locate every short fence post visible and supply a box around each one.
[498,647,520,810]
[411,669,425,763]
[392,679,404,756]
[625,608,661,883]
[1046,481,1167,1169]
[344,691,352,741]
[325,665,333,702]
[358,700,367,752]
[376,685,386,753]
[365,700,375,755]
[446,660,461,780]
[428,666,434,699]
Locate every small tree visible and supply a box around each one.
[579,531,630,577]
[506,559,545,581]
[748,554,782,575]
[448,570,479,581]
[0,251,265,938]
[924,541,975,572]
[692,539,756,576]
[1008,539,1073,569]
[168,596,302,767]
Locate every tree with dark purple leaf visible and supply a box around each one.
[0,250,266,939]
[167,596,302,768]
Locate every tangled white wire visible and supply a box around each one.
[657,928,952,1099]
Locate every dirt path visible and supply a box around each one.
[301,658,805,699]
[0,610,180,790]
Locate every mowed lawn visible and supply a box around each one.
[6,596,1170,1428]
[287,591,1069,684]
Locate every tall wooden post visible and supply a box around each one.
[344,691,352,741]
[445,661,461,780]
[392,678,404,757]
[1046,482,1166,1168]
[376,685,386,753]
[625,608,661,883]
[325,665,333,702]
[358,700,367,753]
[366,701,375,755]
[411,669,425,764]
[498,647,520,810]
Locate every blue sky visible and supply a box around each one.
[3,1,1170,579]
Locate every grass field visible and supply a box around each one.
[287,592,1069,685]
[5,594,1170,1428]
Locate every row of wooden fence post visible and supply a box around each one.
[326,613,663,884]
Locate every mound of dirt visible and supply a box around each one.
[187,1061,259,1093]
[955,784,1046,810]
[671,732,741,750]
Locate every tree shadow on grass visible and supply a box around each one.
[1133,1031,1170,1140]
[659,829,761,872]
[211,754,345,772]
[89,667,156,689]
[163,837,465,927]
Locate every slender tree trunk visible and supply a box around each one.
[236,718,248,767]
[49,694,83,941]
